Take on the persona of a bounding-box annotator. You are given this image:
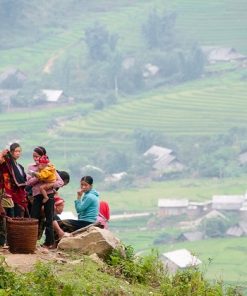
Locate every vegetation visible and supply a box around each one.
[0,248,244,295]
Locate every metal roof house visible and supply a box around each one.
[158,199,189,217]
[42,89,64,102]
[212,195,245,211]
[161,249,202,273]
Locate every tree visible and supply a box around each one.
[142,9,177,50]
[84,22,118,61]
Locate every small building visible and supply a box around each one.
[226,222,247,237]
[201,46,247,63]
[212,195,245,211]
[105,172,127,182]
[239,152,247,165]
[0,89,19,109]
[0,68,27,89]
[158,199,189,217]
[42,89,64,102]
[144,145,184,176]
[161,249,202,273]
[240,200,247,221]
[198,210,228,223]
[177,231,204,242]
[187,201,212,219]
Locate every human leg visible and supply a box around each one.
[40,183,54,204]
[43,193,55,246]
[58,219,92,233]
[0,216,6,246]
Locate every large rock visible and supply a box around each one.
[57,226,122,258]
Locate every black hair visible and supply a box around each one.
[10,143,21,152]
[81,175,93,185]
[57,170,70,184]
[33,146,46,156]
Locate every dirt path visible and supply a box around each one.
[43,50,64,73]
[0,246,63,273]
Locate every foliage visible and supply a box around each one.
[84,22,118,61]
[0,259,73,296]
[105,246,243,295]
[200,218,229,238]
[142,9,177,50]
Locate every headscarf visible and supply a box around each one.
[99,201,110,221]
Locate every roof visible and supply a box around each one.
[199,210,227,221]
[0,68,27,83]
[201,46,247,62]
[239,152,247,165]
[226,225,244,237]
[162,249,201,268]
[105,172,127,182]
[158,199,189,208]
[153,154,176,169]
[42,89,63,102]
[0,89,19,104]
[144,145,172,160]
[212,195,245,210]
[178,231,204,242]
[226,222,247,237]
[189,201,212,207]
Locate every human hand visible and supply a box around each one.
[77,188,83,199]
[28,170,36,177]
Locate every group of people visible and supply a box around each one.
[0,143,110,249]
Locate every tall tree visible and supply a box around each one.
[84,22,118,61]
[142,9,177,50]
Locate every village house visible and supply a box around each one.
[158,199,189,217]
[158,198,212,219]
[240,200,247,221]
[0,68,27,89]
[143,145,184,177]
[187,201,212,219]
[160,249,201,274]
[226,221,247,237]
[177,231,204,242]
[41,89,65,102]
[212,195,245,211]
[201,46,247,64]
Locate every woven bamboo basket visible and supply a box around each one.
[6,218,39,254]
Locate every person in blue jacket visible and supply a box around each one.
[59,176,99,233]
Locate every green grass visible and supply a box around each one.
[156,237,247,287]
[1,0,247,73]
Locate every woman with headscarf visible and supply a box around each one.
[0,143,28,217]
[0,143,28,246]
[26,146,64,249]
[97,201,110,229]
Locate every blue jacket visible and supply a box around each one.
[74,189,99,222]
